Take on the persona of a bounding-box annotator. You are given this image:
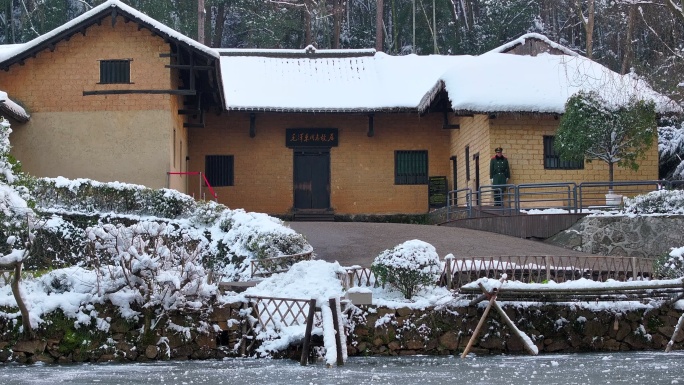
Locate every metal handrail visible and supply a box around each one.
[447,188,472,221]
[447,179,676,219]
[167,171,218,201]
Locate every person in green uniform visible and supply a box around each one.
[490,147,510,206]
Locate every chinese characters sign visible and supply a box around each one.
[286,128,338,147]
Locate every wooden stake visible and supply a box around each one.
[491,301,538,355]
[329,297,344,366]
[666,313,684,353]
[460,291,497,358]
[300,298,317,365]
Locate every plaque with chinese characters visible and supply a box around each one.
[286,128,338,147]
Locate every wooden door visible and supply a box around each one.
[294,149,330,210]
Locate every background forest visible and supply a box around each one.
[0,0,683,177]
[1,1,682,98]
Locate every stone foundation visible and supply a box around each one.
[2,301,682,364]
[547,216,684,257]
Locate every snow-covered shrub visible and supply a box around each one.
[0,117,34,260]
[85,221,213,317]
[32,178,196,219]
[149,188,195,218]
[191,200,228,226]
[623,189,684,215]
[208,210,311,281]
[659,120,684,181]
[370,240,441,299]
[653,246,684,279]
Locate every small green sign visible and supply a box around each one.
[428,176,448,208]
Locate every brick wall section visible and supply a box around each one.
[448,114,658,195]
[489,114,658,184]
[0,16,173,112]
[450,115,491,191]
[189,112,451,215]
[0,16,180,189]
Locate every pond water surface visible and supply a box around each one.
[1,352,682,385]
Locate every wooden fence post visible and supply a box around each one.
[329,297,344,366]
[240,301,249,356]
[445,255,453,290]
[300,298,317,365]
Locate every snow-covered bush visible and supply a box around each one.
[85,221,213,323]
[623,189,684,215]
[370,240,441,299]
[32,177,196,219]
[653,246,684,279]
[659,120,684,180]
[209,210,311,281]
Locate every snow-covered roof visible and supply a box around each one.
[486,32,579,56]
[0,0,218,69]
[419,53,682,115]
[219,50,462,112]
[0,91,30,122]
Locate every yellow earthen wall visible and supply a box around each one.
[0,16,180,190]
[488,114,658,184]
[189,113,451,215]
[449,115,491,191]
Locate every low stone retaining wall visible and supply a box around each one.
[2,301,683,363]
[547,215,684,257]
[347,304,683,356]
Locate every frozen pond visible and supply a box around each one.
[1,352,683,385]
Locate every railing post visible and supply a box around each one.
[199,171,203,201]
[347,270,354,289]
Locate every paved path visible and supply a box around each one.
[287,222,591,267]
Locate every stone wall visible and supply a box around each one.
[546,215,684,258]
[3,300,682,364]
[346,304,683,356]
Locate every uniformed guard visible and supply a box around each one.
[490,147,510,206]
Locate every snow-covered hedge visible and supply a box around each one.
[370,240,441,299]
[32,177,197,219]
[623,189,684,215]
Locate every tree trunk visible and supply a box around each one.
[212,1,227,48]
[305,0,313,47]
[376,0,384,51]
[332,0,342,49]
[609,162,614,190]
[11,262,32,338]
[197,0,206,44]
[580,0,594,59]
[621,3,637,75]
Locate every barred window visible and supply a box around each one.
[395,150,428,185]
[544,136,584,170]
[205,155,234,187]
[99,59,131,84]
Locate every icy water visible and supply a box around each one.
[1,352,683,385]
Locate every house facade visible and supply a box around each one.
[0,1,678,219]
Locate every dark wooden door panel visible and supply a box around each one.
[294,150,330,210]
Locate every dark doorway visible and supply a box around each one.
[293,149,331,210]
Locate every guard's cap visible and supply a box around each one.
[495,147,503,153]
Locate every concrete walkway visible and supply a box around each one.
[287,222,591,267]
